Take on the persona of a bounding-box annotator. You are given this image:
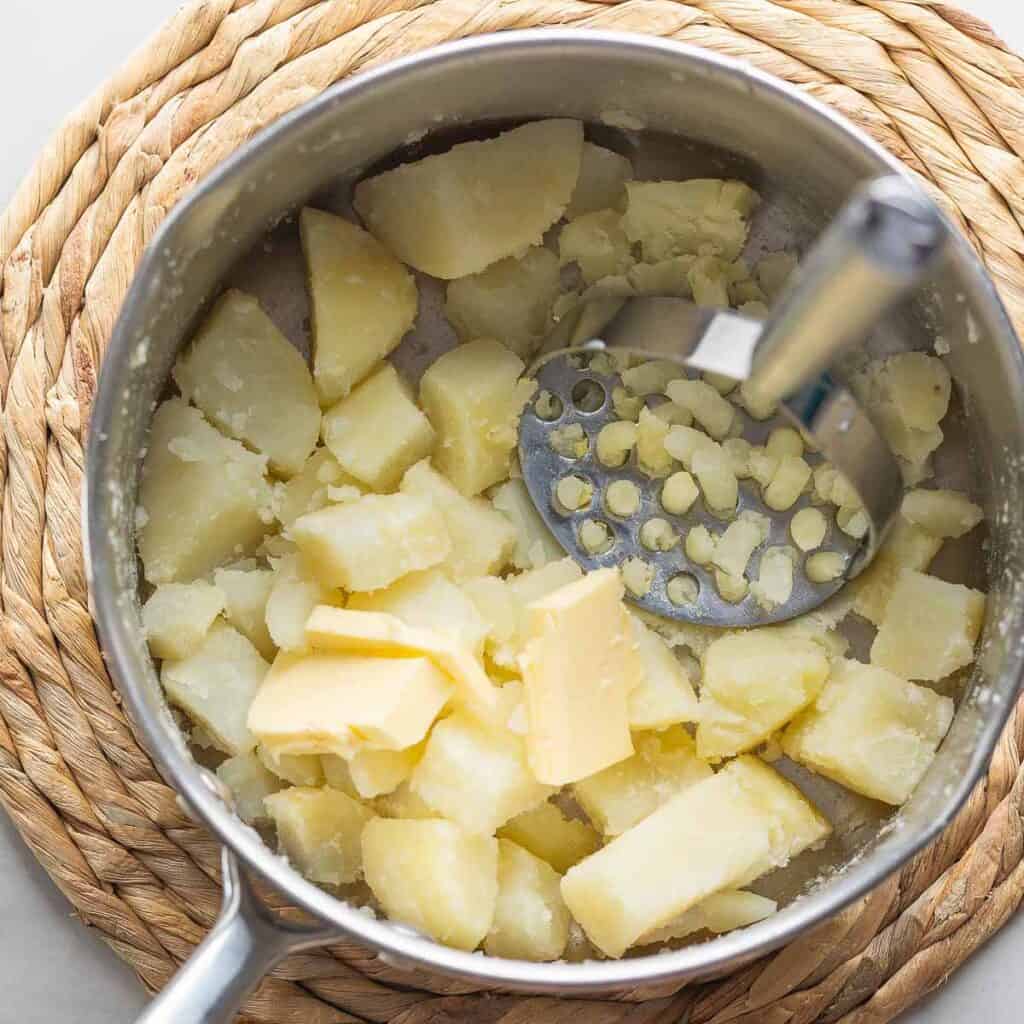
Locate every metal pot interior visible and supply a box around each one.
[86,31,1024,993]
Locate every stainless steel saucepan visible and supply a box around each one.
[84,30,1024,1024]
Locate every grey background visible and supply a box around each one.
[1,1,1022,1020]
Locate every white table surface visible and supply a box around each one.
[2,1,1023,1020]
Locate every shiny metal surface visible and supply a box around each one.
[84,30,1024,1011]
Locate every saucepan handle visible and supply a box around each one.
[135,846,341,1024]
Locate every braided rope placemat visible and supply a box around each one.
[2,2,1023,1021]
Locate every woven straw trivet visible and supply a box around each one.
[2,1,1023,1021]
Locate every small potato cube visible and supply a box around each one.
[622,557,656,598]
[636,407,674,477]
[621,360,686,397]
[567,142,632,219]
[622,179,759,263]
[790,508,827,552]
[628,256,696,298]
[420,339,537,496]
[629,620,699,729]
[374,782,438,820]
[354,120,583,279]
[688,255,731,308]
[871,569,985,681]
[851,519,942,624]
[712,513,769,577]
[322,364,435,491]
[574,727,712,835]
[348,568,489,657]
[485,840,571,961]
[214,567,276,660]
[300,207,417,405]
[666,379,735,440]
[491,478,564,569]
[685,524,717,565]
[272,448,361,529]
[445,246,561,359]
[400,459,515,580]
[498,800,600,873]
[216,753,283,824]
[750,546,797,611]
[783,659,954,805]
[344,743,424,799]
[723,437,753,477]
[265,556,332,653]
[764,455,812,511]
[162,621,269,755]
[362,818,498,950]
[138,399,273,584]
[661,470,700,515]
[692,445,738,512]
[697,630,829,760]
[663,424,718,469]
[596,420,639,468]
[265,786,372,885]
[292,492,450,592]
[173,290,320,477]
[258,744,324,787]
[142,581,225,661]
[642,889,777,945]
[901,489,983,539]
[410,714,553,835]
[559,209,633,284]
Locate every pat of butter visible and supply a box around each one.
[304,605,498,719]
[519,568,641,785]
[247,650,451,757]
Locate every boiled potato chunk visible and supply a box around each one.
[901,489,983,539]
[300,207,417,405]
[497,799,600,873]
[161,621,269,755]
[783,659,954,804]
[248,651,451,758]
[567,141,632,218]
[362,818,498,950]
[321,364,435,491]
[490,478,563,570]
[445,246,561,359]
[409,714,553,835]
[851,519,942,625]
[400,459,515,580]
[137,399,273,584]
[485,840,570,961]
[354,120,583,279]
[374,782,438,820]
[697,631,830,761]
[871,569,985,681]
[142,581,225,661]
[419,338,537,496]
[264,786,373,885]
[641,889,777,944]
[561,756,828,957]
[272,448,362,530]
[622,179,759,263]
[258,744,324,787]
[264,555,332,653]
[628,620,699,730]
[573,727,712,835]
[216,753,283,824]
[559,209,633,284]
[214,566,276,659]
[291,492,450,592]
[343,743,424,799]
[173,290,320,477]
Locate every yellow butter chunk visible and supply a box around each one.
[519,569,642,785]
[304,605,497,719]
[342,743,424,800]
[299,207,417,405]
[291,492,450,592]
[561,756,828,957]
[247,650,452,757]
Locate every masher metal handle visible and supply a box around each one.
[749,175,949,405]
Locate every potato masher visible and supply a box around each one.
[518,176,949,627]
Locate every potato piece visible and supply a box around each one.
[162,621,269,755]
[562,755,827,957]
[697,631,829,760]
[871,569,985,681]
[373,781,438,820]
[348,569,489,657]
[520,569,642,784]
[363,818,498,950]
[764,455,812,511]
[689,255,731,308]
[265,786,372,886]
[445,246,561,360]
[790,508,828,552]
[214,567,276,660]
[636,406,674,478]
[264,555,332,653]
[783,659,954,804]
[750,546,797,611]
[292,492,449,592]
[666,379,735,440]
[498,800,601,873]
[173,290,320,476]
[628,256,695,298]
[216,753,283,825]
[685,524,717,566]
[766,427,804,459]
[491,478,563,570]
[248,651,451,758]
[623,179,759,263]
[692,445,738,512]
[622,558,656,598]
[420,339,537,496]
[354,120,583,279]
[574,727,712,835]
[559,209,633,284]
[901,489,983,539]
[485,840,571,961]
[642,889,777,945]
[138,399,273,584]
[300,207,417,405]
[806,552,847,584]
[712,513,769,577]
[400,459,515,580]
[664,424,718,469]
[629,619,700,729]
[343,743,424,800]
[272,448,357,529]
[258,744,324,787]
[320,364,434,492]
[715,570,749,603]
[567,142,632,218]
[142,581,225,661]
